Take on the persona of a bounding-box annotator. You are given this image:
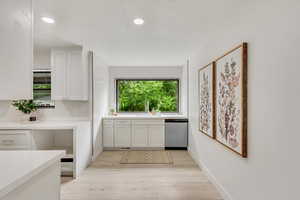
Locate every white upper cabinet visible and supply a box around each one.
[51,50,67,100]
[0,0,33,100]
[51,48,88,101]
[67,50,87,100]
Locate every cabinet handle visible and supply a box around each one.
[1,139,15,145]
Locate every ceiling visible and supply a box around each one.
[34,0,252,65]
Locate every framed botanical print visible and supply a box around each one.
[215,43,247,157]
[198,62,215,138]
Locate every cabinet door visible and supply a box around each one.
[67,51,88,100]
[148,125,165,147]
[0,130,32,150]
[132,125,148,147]
[114,125,131,147]
[51,51,67,100]
[0,0,33,100]
[103,126,114,147]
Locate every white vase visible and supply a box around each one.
[29,111,37,122]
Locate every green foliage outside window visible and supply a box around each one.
[33,84,51,89]
[117,80,179,112]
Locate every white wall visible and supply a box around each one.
[108,65,188,115]
[188,1,300,200]
[0,101,89,121]
[92,54,109,158]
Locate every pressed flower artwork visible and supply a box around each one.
[198,63,215,138]
[215,43,247,157]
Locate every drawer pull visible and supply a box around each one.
[1,139,15,145]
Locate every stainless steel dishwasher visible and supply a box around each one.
[165,119,188,150]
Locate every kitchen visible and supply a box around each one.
[1,0,299,200]
[0,0,191,199]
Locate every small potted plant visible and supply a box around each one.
[12,100,38,121]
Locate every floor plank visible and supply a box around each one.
[61,150,222,200]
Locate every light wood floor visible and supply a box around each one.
[61,150,222,200]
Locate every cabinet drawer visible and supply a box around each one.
[103,120,114,125]
[103,120,114,126]
[0,130,31,149]
[132,120,165,125]
[115,120,131,126]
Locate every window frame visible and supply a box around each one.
[115,79,180,113]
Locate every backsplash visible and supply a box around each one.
[0,101,90,121]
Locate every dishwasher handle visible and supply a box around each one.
[165,119,188,123]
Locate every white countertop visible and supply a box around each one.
[103,114,188,120]
[0,150,65,198]
[0,120,91,130]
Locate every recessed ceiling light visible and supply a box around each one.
[41,17,55,24]
[133,18,144,25]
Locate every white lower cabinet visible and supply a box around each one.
[103,119,165,148]
[148,125,165,147]
[103,120,114,148]
[114,120,131,147]
[103,126,114,147]
[132,125,148,147]
[114,126,131,147]
[0,130,32,150]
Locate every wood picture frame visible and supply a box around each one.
[198,62,215,138]
[214,42,247,157]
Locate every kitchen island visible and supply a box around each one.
[0,150,65,200]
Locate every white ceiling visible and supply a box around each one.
[34,0,251,65]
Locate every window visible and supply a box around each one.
[33,71,55,108]
[116,79,179,113]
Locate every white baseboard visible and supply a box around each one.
[188,148,233,200]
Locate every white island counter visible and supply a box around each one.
[0,151,65,200]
